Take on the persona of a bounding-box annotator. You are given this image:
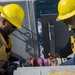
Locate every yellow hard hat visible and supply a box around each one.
[0,4,25,28]
[57,0,75,21]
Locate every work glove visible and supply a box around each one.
[48,53,60,66]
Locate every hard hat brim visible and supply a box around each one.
[56,10,75,21]
[0,6,22,28]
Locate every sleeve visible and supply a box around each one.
[58,39,73,58]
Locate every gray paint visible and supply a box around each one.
[0,0,22,1]
[14,66,75,75]
[41,14,69,57]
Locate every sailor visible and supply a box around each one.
[56,0,75,65]
[0,3,25,74]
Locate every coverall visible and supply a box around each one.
[58,28,75,65]
[0,29,12,61]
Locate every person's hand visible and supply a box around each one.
[0,60,5,68]
[48,53,60,66]
[48,58,58,66]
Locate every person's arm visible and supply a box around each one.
[58,39,73,58]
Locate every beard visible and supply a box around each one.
[3,28,14,35]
